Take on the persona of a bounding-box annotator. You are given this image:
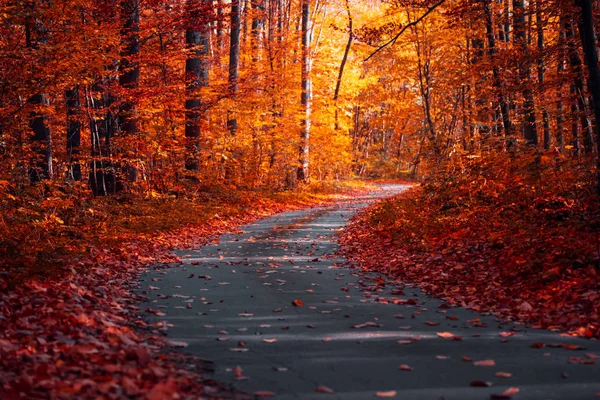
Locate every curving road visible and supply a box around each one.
[139,185,600,399]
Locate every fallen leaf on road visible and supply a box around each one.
[273,308,282,313]
[292,299,304,307]
[462,356,473,362]
[437,332,455,339]
[167,340,189,348]
[351,321,379,329]
[436,355,449,360]
[490,387,520,399]
[496,372,512,378]
[316,385,335,393]
[397,340,412,345]
[263,338,278,343]
[233,366,244,378]
[474,359,496,367]
[499,332,515,337]
[376,390,397,397]
[424,321,440,326]
[399,364,413,371]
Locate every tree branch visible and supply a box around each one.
[364,0,446,62]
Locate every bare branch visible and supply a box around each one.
[364,0,446,62]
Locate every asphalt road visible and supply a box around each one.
[139,185,600,400]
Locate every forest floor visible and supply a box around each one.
[0,180,371,399]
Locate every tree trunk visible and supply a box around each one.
[25,8,53,182]
[228,0,241,136]
[333,0,352,130]
[119,0,140,137]
[536,0,550,150]
[297,0,311,182]
[514,0,538,146]
[66,86,82,181]
[577,0,600,194]
[119,0,140,184]
[185,0,210,171]
[484,1,511,138]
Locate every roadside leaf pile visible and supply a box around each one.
[341,152,600,339]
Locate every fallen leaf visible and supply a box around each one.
[499,332,515,337]
[474,359,496,367]
[399,364,413,371]
[166,340,188,348]
[496,372,512,378]
[292,299,304,307]
[437,332,455,339]
[471,381,492,387]
[424,321,440,326]
[376,390,397,397]
[316,385,335,393]
[263,338,278,343]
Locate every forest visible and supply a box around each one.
[1,0,600,398]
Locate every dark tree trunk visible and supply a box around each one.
[536,0,550,150]
[228,0,241,136]
[119,0,140,184]
[297,0,311,182]
[514,0,538,146]
[66,86,82,181]
[25,8,53,182]
[29,93,53,182]
[556,25,566,151]
[119,0,140,137]
[185,0,210,171]
[333,0,352,130]
[577,0,600,194]
[484,1,511,138]
[564,16,588,153]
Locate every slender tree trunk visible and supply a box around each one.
[297,0,311,182]
[514,0,538,146]
[564,16,586,153]
[119,0,140,137]
[25,9,53,182]
[185,0,210,171]
[577,0,600,194]
[536,0,550,150]
[66,86,82,180]
[119,0,140,185]
[333,0,352,130]
[228,0,241,136]
[484,1,511,138]
[556,23,566,151]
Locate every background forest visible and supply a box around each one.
[1,0,600,280]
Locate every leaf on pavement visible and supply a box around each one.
[376,390,397,397]
[316,385,335,393]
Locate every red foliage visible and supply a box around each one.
[340,153,600,339]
